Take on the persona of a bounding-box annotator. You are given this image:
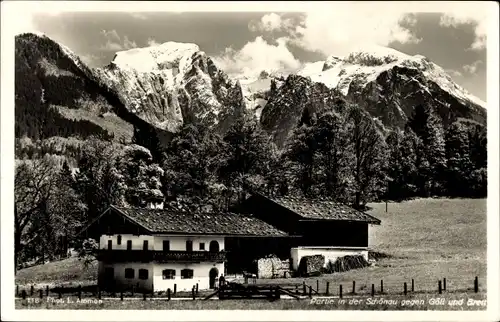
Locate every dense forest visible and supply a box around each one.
[14,99,487,270]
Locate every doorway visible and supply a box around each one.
[209,240,219,252]
[209,267,219,289]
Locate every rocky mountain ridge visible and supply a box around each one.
[15,33,487,154]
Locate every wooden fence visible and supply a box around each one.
[15,276,483,302]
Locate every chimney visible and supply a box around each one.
[147,199,164,210]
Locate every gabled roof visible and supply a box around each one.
[83,205,289,237]
[256,194,381,225]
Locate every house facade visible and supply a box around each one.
[80,205,287,292]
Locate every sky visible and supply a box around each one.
[10,2,491,101]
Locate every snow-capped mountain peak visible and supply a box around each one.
[298,45,486,109]
[111,42,200,73]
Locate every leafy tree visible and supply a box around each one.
[312,110,354,201]
[346,106,388,208]
[161,121,227,211]
[445,121,474,196]
[115,144,165,207]
[220,113,275,204]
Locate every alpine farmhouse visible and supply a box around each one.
[80,204,287,292]
[80,193,381,292]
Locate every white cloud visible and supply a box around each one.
[286,3,422,57]
[439,11,487,50]
[213,36,301,78]
[463,60,483,74]
[445,69,463,78]
[248,13,294,33]
[99,29,137,51]
[147,38,161,47]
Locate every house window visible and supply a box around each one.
[209,240,219,252]
[186,240,193,252]
[163,240,170,251]
[107,240,112,250]
[181,269,194,279]
[139,269,149,280]
[127,240,132,250]
[199,242,205,250]
[162,269,175,280]
[117,235,122,245]
[125,268,134,279]
[143,240,148,251]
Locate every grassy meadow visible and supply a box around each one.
[14,198,487,310]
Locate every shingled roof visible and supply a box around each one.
[110,206,288,236]
[261,195,381,224]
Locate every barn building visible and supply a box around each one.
[80,205,287,292]
[232,193,381,272]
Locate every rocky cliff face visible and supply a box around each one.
[95,42,246,133]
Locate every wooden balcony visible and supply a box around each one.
[97,250,226,263]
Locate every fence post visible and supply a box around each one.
[352,281,356,294]
[78,285,82,300]
[303,281,306,295]
[196,283,199,294]
[192,286,196,300]
[404,282,407,296]
[46,285,49,297]
[474,276,478,293]
[316,280,319,293]
[143,291,146,301]
[308,286,312,298]
[174,284,177,295]
[276,286,281,299]
[167,288,171,301]
[326,282,330,295]
[339,285,343,299]
[16,285,19,297]
[443,278,446,291]
[22,290,27,300]
[438,280,442,294]
[411,279,414,292]
[58,288,62,299]
[120,290,123,301]
[30,285,34,296]
[97,287,101,300]
[371,284,375,296]
[39,289,43,299]
[380,280,384,293]
[295,285,299,294]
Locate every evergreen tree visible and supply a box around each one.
[283,109,318,197]
[407,104,447,196]
[445,121,474,196]
[386,129,418,200]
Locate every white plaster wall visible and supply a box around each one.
[99,234,155,250]
[290,247,369,271]
[99,262,154,291]
[153,262,225,292]
[153,235,225,251]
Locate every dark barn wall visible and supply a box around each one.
[224,237,299,274]
[233,195,302,234]
[297,221,369,247]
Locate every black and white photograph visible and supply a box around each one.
[1,1,499,321]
